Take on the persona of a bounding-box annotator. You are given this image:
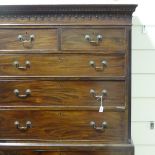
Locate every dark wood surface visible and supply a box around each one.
[0,142,134,151]
[0,150,60,155]
[62,151,133,155]
[0,5,137,14]
[0,4,137,154]
[0,110,127,143]
[0,151,59,155]
[0,150,134,155]
[0,5,137,25]
[0,54,125,77]
[0,80,125,107]
[61,28,126,51]
[0,28,58,50]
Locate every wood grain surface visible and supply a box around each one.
[0,29,58,50]
[61,28,126,51]
[0,80,125,107]
[0,54,125,77]
[0,150,133,155]
[0,111,127,143]
[0,4,137,154]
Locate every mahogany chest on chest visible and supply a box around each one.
[0,5,137,155]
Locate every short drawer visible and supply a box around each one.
[0,54,125,77]
[0,151,59,155]
[0,28,58,50]
[0,81,125,108]
[61,28,126,52]
[0,111,127,143]
[62,151,133,155]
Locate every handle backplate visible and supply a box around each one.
[85,34,103,46]
[18,34,35,48]
[14,121,32,131]
[14,89,31,98]
[13,60,31,70]
[90,89,107,101]
[90,121,107,131]
[89,60,107,71]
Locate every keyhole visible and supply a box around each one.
[22,32,28,40]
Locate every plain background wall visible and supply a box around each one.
[0,0,154,154]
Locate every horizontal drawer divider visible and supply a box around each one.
[0,76,126,81]
[0,50,126,54]
[0,106,126,111]
[0,141,134,151]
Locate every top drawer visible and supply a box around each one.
[61,28,126,52]
[0,28,58,51]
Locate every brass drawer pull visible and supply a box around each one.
[90,89,107,112]
[13,60,31,70]
[90,89,107,99]
[14,89,31,98]
[89,60,107,71]
[17,34,35,48]
[14,121,31,131]
[85,34,103,45]
[90,121,107,131]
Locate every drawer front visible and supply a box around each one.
[59,111,127,142]
[62,151,133,155]
[0,151,133,155]
[0,151,59,155]
[0,54,125,77]
[0,29,58,50]
[61,28,126,51]
[0,111,127,143]
[0,81,125,107]
[0,111,61,140]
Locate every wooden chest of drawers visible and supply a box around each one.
[0,5,137,155]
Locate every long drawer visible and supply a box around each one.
[0,150,133,155]
[0,111,127,143]
[0,54,125,77]
[0,81,125,107]
[0,28,58,50]
[61,28,126,52]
